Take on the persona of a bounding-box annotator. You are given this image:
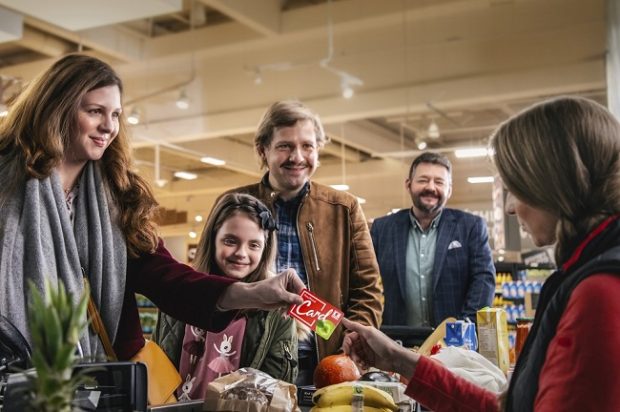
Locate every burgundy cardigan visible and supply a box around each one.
[113,240,236,359]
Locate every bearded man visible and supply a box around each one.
[371,152,495,327]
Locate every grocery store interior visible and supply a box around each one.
[0,0,617,410]
[0,0,608,338]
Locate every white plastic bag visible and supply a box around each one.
[431,346,507,393]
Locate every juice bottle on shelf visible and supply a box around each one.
[515,317,534,360]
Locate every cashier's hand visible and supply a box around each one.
[217,268,304,311]
[341,318,420,379]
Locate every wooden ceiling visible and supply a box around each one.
[0,0,607,238]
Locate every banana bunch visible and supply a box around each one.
[310,382,398,412]
[309,406,392,412]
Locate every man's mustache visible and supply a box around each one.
[419,190,440,199]
[281,161,309,168]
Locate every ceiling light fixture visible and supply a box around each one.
[330,184,350,191]
[338,72,362,99]
[416,139,428,150]
[427,120,440,139]
[341,82,354,99]
[200,156,226,166]
[189,230,197,239]
[455,147,489,158]
[174,171,198,180]
[175,89,190,110]
[195,215,203,222]
[357,197,366,204]
[127,107,140,125]
[467,176,495,184]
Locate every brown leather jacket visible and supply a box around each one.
[224,176,384,359]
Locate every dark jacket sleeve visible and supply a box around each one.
[461,216,495,320]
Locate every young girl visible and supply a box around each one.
[156,193,299,401]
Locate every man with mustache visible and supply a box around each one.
[221,100,383,385]
[371,152,495,328]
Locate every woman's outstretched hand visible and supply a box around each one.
[217,268,304,310]
[341,317,420,378]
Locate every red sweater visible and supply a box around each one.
[406,273,620,411]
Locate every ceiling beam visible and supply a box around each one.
[200,0,281,37]
[24,15,143,62]
[18,26,74,57]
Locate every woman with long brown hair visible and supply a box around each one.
[0,54,303,361]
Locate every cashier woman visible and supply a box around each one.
[343,96,620,412]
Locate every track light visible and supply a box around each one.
[427,120,440,139]
[127,107,140,125]
[339,72,362,99]
[175,89,190,110]
[341,80,354,99]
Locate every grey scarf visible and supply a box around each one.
[0,158,127,359]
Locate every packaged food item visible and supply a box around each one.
[476,308,510,375]
[444,320,478,350]
[204,368,299,412]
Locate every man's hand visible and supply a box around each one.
[341,318,419,378]
[217,268,304,310]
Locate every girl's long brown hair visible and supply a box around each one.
[0,54,159,257]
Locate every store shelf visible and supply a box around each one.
[136,294,159,337]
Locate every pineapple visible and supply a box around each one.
[25,278,93,412]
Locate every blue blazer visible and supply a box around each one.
[371,208,495,326]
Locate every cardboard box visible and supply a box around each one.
[476,308,510,375]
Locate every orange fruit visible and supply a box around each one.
[313,354,361,388]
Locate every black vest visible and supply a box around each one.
[506,245,620,411]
